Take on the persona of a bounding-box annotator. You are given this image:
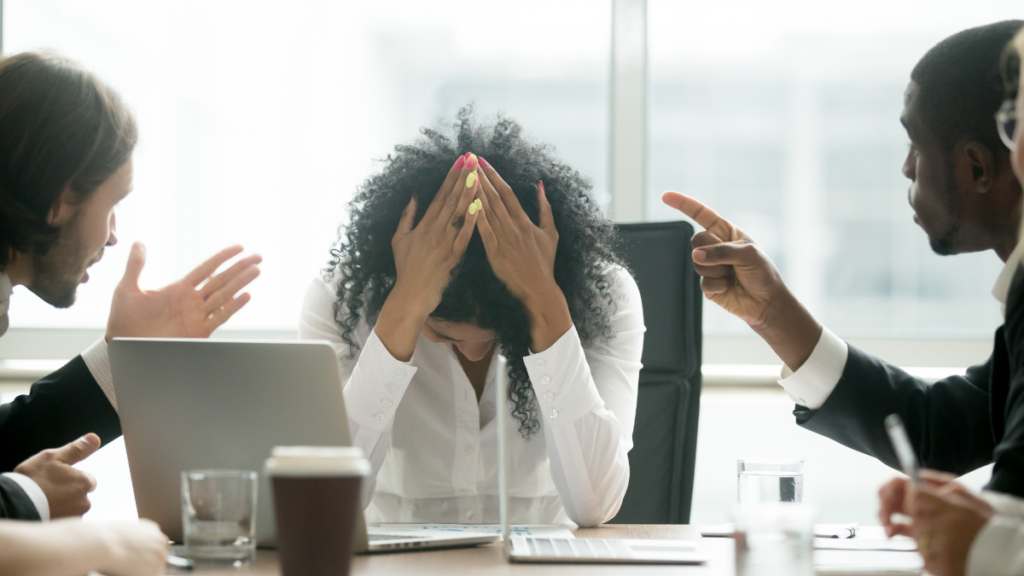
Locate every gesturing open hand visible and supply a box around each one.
[105,243,261,341]
[475,162,571,352]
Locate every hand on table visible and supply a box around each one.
[106,243,261,341]
[661,191,821,370]
[475,163,572,352]
[13,434,100,518]
[374,153,482,361]
[94,519,169,576]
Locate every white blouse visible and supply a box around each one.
[298,266,644,527]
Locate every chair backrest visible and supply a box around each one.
[608,221,703,524]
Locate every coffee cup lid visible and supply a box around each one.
[265,446,370,476]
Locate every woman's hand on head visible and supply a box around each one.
[475,163,572,352]
[376,153,482,361]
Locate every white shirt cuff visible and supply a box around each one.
[981,490,1024,520]
[2,472,50,521]
[778,327,848,410]
[524,326,603,427]
[342,329,417,432]
[967,516,1024,576]
[81,338,117,413]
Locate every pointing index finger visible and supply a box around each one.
[662,191,740,242]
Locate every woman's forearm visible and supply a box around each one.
[523,282,573,353]
[374,282,432,362]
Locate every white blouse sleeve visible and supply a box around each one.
[298,277,419,505]
[523,266,645,527]
[968,516,1024,576]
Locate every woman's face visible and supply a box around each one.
[421,318,497,362]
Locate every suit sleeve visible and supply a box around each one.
[794,346,995,476]
[0,356,121,472]
[0,475,41,520]
[993,265,1024,497]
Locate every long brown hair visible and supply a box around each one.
[0,52,137,269]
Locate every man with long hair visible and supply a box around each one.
[0,51,260,574]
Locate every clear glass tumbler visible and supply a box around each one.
[182,470,258,564]
[733,503,815,576]
[737,459,804,504]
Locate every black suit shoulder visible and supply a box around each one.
[0,355,121,472]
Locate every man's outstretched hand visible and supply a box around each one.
[106,243,261,341]
[661,191,821,371]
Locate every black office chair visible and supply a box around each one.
[608,221,703,524]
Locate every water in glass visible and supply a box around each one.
[182,470,258,563]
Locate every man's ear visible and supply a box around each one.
[46,186,79,226]
[963,142,996,193]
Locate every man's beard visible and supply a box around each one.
[928,222,961,256]
[29,215,98,309]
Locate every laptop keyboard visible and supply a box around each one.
[369,533,425,542]
[522,537,632,559]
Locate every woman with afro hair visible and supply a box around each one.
[299,108,644,527]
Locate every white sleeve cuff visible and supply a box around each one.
[2,472,50,521]
[342,329,417,432]
[525,326,604,427]
[967,516,1024,576]
[981,490,1024,520]
[81,338,117,413]
[778,327,848,410]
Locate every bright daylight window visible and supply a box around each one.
[2,0,610,332]
[2,0,1020,528]
[649,0,1020,338]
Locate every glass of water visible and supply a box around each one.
[182,470,258,564]
[733,503,815,576]
[737,459,803,503]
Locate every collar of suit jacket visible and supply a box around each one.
[993,241,1024,318]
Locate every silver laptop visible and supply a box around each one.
[110,338,498,552]
[493,355,708,564]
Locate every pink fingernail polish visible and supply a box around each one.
[453,156,466,170]
[464,152,472,161]
[479,157,490,169]
[538,180,546,195]
[465,153,478,170]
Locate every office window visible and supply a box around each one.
[3,0,610,331]
[648,0,1019,337]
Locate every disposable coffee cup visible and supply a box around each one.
[265,446,369,576]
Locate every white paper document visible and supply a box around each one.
[815,550,923,574]
[700,523,859,539]
[379,523,576,539]
[815,536,917,551]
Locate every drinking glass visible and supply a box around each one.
[182,470,258,564]
[733,503,815,576]
[737,459,803,504]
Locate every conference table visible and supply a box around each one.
[170,524,922,576]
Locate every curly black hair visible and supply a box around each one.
[325,106,625,438]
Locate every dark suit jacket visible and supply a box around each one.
[0,355,121,518]
[795,266,1024,497]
